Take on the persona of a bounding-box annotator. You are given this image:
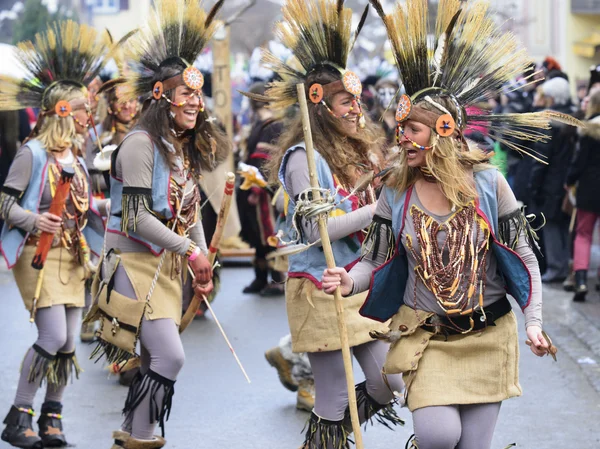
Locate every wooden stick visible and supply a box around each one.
[180,172,235,332]
[186,265,251,384]
[296,83,364,448]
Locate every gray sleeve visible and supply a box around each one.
[188,219,208,255]
[0,146,38,232]
[284,149,374,244]
[119,134,192,256]
[496,171,542,329]
[348,189,394,295]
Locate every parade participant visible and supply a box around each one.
[373,78,401,147]
[322,1,578,447]
[566,87,600,301]
[239,82,286,296]
[85,1,229,447]
[0,21,111,449]
[80,75,140,343]
[250,0,405,446]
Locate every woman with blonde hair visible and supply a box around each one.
[323,1,579,448]
[251,1,405,447]
[0,21,111,449]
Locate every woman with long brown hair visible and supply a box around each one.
[86,1,229,448]
[0,21,111,449]
[252,1,405,447]
[323,1,580,448]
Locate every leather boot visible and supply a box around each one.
[296,379,315,412]
[122,436,166,448]
[243,259,269,293]
[37,401,67,447]
[573,270,588,302]
[110,430,130,449]
[265,346,298,392]
[1,405,43,449]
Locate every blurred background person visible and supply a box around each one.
[529,76,578,283]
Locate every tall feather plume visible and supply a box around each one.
[257,0,360,111]
[121,0,224,101]
[377,0,584,161]
[0,20,113,111]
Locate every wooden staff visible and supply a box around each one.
[30,166,75,322]
[296,83,364,447]
[180,171,235,332]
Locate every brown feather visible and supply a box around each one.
[206,0,225,28]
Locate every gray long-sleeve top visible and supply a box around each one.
[284,148,374,243]
[348,172,543,329]
[104,132,207,255]
[1,146,109,232]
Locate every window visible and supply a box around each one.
[572,0,600,14]
[92,0,120,14]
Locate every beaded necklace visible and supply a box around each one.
[405,201,490,334]
[48,158,91,279]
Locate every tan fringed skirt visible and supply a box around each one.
[13,246,86,311]
[383,305,522,411]
[117,251,186,325]
[285,277,389,353]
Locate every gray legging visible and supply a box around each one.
[413,402,502,449]
[113,264,186,440]
[308,340,404,421]
[14,305,80,407]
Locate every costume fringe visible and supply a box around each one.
[90,338,134,366]
[0,188,22,220]
[25,345,57,386]
[123,370,175,438]
[352,381,405,431]
[121,190,155,235]
[302,412,350,449]
[53,351,83,386]
[361,215,395,262]
[497,207,542,257]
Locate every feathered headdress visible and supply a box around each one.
[0,20,113,119]
[246,0,370,127]
[120,0,224,110]
[371,0,584,162]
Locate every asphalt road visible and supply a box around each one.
[0,264,599,449]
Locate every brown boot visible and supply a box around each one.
[122,436,166,449]
[110,430,130,449]
[296,379,315,412]
[265,346,298,392]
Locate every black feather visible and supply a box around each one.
[205,0,225,28]
[439,9,461,70]
[352,5,369,49]
[368,0,386,20]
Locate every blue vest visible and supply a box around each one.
[360,168,533,322]
[107,130,173,255]
[0,139,104,268]
[279,144,362,286]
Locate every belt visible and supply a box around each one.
[420,296,512,336]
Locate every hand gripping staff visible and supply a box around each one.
[296,83,364,448]
[182,172,251,384]
[30,166,75,322]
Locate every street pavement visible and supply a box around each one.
[0,262,599,449]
